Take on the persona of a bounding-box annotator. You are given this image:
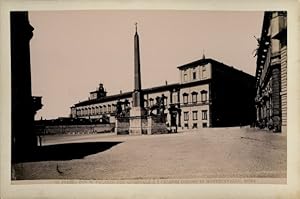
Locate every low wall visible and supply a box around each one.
[114,116,168,135]
[35,124,114,135]
[141,118,148,134]
[115,121,130,134]
[147,116,168,134]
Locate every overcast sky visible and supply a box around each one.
[29,10,263,119]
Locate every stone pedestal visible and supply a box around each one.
[114,119,119,134]
[147,115,169,135]
[147,117,153,135]
[129,107,145,135]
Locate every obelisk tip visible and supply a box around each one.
[134,22,138,33]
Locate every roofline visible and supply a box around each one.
[74,83,180,107]
[255,11,273,88]
[177,58,214,69]
[212,59,254,78]
[177,57,253,77]
[142,83,179,93]
[75,91,132,107]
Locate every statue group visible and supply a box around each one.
[115,94,167,120]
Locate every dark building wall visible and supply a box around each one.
[254,11,287,133]
[211,61,255,127]
[11,11,36,162]
[271,64,282,128]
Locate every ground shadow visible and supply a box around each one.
[16,141,122,163]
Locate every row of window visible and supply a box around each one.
[77,90,208,116]
[76,104,116,116]
[144,90,208,107]
[183,91,208,104]
[183,110,208,121]
[183,66,207,82]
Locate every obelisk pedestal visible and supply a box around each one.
[129,107,144,135]
[129,23,145,135]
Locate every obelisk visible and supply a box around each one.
[129,22,145,135]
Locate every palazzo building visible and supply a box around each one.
[254,11,287,133]
[70,56,255,130]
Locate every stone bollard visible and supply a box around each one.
[147,116,152,135]
[115,119,118,134]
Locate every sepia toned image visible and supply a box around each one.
[10,9,287,184]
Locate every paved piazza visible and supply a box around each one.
[13,128,286,182]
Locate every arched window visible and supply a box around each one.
[108,105,111,113]
[172,92,178,104]
[183,93,189,104]
[200,90,208,102]
[184,111,189,121]
[99,106,103,114]
[191,91,198,103]
[192,110,198,120]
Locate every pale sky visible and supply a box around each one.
[29,10,263,119]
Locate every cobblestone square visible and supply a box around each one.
[13,127,286,183]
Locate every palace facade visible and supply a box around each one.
[70,56,255,130]
[254,11,287,133]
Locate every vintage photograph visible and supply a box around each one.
[10,10,287,183]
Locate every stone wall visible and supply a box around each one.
[141,118,148,134]
[115,116,168,135]
[115,120,130,134]
[147,116,168,134]
[35,124,114,135]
